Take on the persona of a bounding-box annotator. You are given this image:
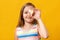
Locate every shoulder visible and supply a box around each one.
[16,27,22,31]
[15,27,23,36]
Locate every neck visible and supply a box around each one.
[23,21,33,29]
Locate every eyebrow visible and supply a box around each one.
[24,10,28,12]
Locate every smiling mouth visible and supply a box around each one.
[27,16,33,18]
[26,17,32,20]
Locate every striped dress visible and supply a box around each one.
[16,24,41,40]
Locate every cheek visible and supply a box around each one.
[23,14,27,19]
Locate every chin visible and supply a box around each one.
[26,19,33,23]
[27,20,33,23]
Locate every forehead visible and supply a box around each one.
[24,6,34,12]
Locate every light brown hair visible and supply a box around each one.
[16,2,37,27]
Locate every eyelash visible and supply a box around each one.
[25,12,28,14]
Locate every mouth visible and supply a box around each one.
[27,17,33,19]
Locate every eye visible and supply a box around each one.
[24,12,28,14]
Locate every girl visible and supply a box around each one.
[15,2,48,40]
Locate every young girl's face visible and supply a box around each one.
[23,6,35,23]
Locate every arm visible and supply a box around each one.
[33,9,48,38]
[37,18,48,38]
[14,28,18,40]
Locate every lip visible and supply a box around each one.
[27,18,32,19]
[26,17,33,20]
[27,17,33,19]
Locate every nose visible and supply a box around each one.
[27,12,32,17]
[27,12,33,18]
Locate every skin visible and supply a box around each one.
[15,6,48,40]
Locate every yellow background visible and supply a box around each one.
[0,0,60,40]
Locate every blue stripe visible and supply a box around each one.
[17,33,38,38]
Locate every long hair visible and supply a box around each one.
[16,2,37,27]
